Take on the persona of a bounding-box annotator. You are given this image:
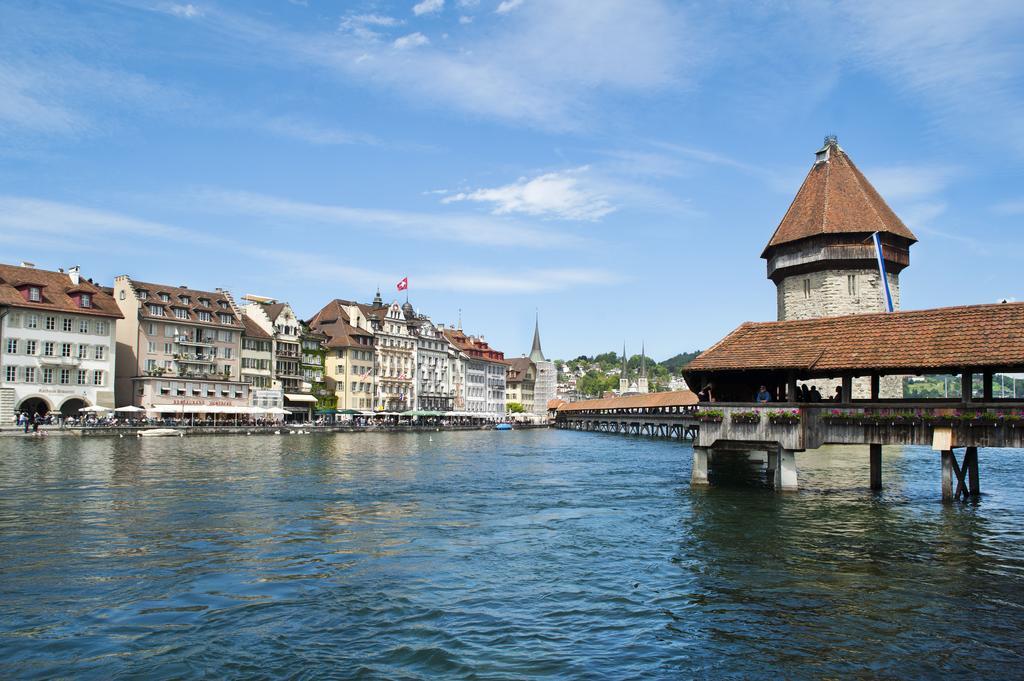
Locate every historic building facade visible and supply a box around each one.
[0,263,122,420]
[241,299,318,418]
[113,277,249,409]
[443,327,507,414]
[308,299,376,412]
[408,310,454,411]
[366,298,416,412]
[506,357,536,414]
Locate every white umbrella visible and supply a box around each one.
[79,405,111,413]
[114,405,145,413]
[264,407,290,415]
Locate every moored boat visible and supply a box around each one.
[138,428,184,438]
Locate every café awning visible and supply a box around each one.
[284,394,318,403]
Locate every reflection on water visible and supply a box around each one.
[0,432,1022,678]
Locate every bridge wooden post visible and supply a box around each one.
[842,375,853,402]
[966,446,980,497]
[941,450,954,501]
[870,443,882,491]
[691,446,709,486]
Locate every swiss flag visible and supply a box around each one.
[396,277,409,292]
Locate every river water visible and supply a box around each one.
[0,430,1022,679]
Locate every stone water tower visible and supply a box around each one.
[762,136,917,397]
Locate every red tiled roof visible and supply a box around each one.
[241,315,271,339]
[129,279,240,327]
[557,390,697,412]
[762,140,917,256]
[0,263,122,319]
[308,299,374,349]
[686,302,1024,375]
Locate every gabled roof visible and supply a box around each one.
[241,315,272,339]
[0,263,122,319]
[762,138,917,257]
[686,302,1024,375]
[128,278,240,327]
[262,302,287,322]
[507,357,535,381]
[308,299,374,349]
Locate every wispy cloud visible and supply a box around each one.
[255,115,380,146]
[413,0,444,16]
[168,3,202,19]
[866,165,960,202]
[442,167,615,221]
[135,0,695,130]
[0,195,612,295]
[840,0,1024,154]
[393,32,430,49]
[496,0,524,14]
[192,189,584,248]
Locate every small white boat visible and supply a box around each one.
[137,428,184,438]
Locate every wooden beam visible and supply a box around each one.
[941,450,954,501]
[842,375,853,402]
[870,374,880,401]
[962,371,973,403]
[966,446,980,497]
[787,372,797,404]
[870,443,882,491]
[983,372,993,401]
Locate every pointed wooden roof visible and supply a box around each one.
[762,138,917,258]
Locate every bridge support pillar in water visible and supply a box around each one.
[870,443,882,491]
[691,446,709,486]
[772,448,798,492]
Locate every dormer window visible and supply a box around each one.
[28,286,41,302]
[179,295,190,305]
[199,298,210,307]
[80,293,92,308]
[138,290,148,299]
[159,293,170,302]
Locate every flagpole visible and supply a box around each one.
[872,232,895,312]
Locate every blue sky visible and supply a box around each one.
[2,1,1023,361]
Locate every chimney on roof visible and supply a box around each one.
[20,261,35,268]
[815,135,839,164]
[68,266,81,285]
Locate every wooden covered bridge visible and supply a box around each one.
[555,301,1024,501]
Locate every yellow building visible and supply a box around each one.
[308,299,375,411]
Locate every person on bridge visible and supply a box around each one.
[756,385,772,403]
[810,386,823,402]
[697,383,715,402]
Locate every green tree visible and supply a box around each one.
[507,402,525,413]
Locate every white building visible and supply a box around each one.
[409,311,453,411]
[0,263,121,420]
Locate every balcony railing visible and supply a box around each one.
[175,335,215,347]
[37,356,81,367]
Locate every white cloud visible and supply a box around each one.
[339,13,403,40]
[496,0,524,14]
[194,189,582,248]
[169,3,202,19]
[457,0,479,7]
[393,32,430,49]
[459,15,473,24]
[443,167,615,221]
[169,0,693,129]
[0,195,610,295]
[413,0,444,16]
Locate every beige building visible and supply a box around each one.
[506,357,536,414]
[113,277,249,409]
[364,295,416,412]
[308,299,376,411]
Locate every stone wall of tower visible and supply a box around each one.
[776,268,901,321]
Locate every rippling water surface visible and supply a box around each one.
[1,430,1023,678]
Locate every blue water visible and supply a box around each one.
[0,430,1022,679]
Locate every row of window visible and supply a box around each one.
[241,358,272,370]
[134,289,229,310]
[5,339,107,360]
[801,275,862,299]
[4,366,105,385]
[147,305,236,324]
[146,323,237,343]
[6,313,109,335]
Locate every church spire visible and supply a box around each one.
[529,312,546,363]
[640,342,647,378]
[621,342,628,377]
